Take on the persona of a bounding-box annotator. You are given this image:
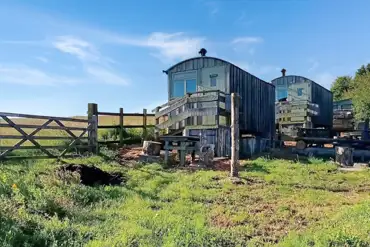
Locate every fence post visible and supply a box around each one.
[230,93,240,178]
[143,108,147,141]
[154,106,160,141]
[88,103,98,154]
[119,108,124,146]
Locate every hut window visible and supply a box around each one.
[297,88,303,96]
[186,79,197,93]
[173,80,185,97]
[210,74,217,87]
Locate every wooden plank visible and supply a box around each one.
[97,111,120,116]
[53,119,80,139]
[124,113,154,117]
[0,135,88,140]
[231,93,240,178]
[0,112,88,122]
[98,125,120,129]
[60,126,90,157]
[0,117,55,158]
[185,125,218,130]
[0,145,90,150]
[0,123,87,131]
[0,155,81,160]
[98,140,120,144]
[119,108,124,146]
[97,112,154,117]
[143,109,147,140]
[87,104,99,154]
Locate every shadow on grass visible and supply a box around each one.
[242,162,270,174]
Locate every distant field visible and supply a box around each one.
[0,116,155,146]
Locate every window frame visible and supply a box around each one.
[170,70,198,99]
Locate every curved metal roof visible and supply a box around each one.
[271,75,315,83]
[164,56,243,74]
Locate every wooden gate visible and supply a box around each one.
[0,112,98,160]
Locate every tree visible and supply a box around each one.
[330,76,353,101]
[355,63,370,79]
[351,73,370,120]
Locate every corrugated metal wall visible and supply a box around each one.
[188,127,231,157]
[272,75,333,128]
[229,65,275,139]
[311,82,333,127]
[240,137,271,158]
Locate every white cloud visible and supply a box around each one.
[308,59,319,72]
[53,36,100,62]
[204,1,219,15]
[234,11,253,27]
[0,64,80,86]
[231,37,263,45]
[35,56,49,63]
[111,32,205,63]
[52,36,129,86]
[312,72,335,89]
[86,66,129,86]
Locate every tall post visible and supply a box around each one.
[87,103,98,154]
[143,108,147,141]
[230,93,240,178]
[154,106,161,141]
[216,90,220,127]
[119,108,124,146]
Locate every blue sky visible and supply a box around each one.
[1,0,370,116]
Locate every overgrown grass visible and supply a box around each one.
[0,157,369,246]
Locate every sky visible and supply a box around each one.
[1,0,370,116]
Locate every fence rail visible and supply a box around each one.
[0,103,157,160]
[89,103,155,146]
[0,111,96,160]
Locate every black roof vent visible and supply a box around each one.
[281,68,286,77]
[199,48,207,57]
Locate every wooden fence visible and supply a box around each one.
[0,103,156,160]
[0,112,97,160]
[88,103,155,145]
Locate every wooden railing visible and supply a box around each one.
[87,103,155,145]
[153,90,230,137]
[0,112,96,160]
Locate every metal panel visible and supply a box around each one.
[240,137,271,158]
[311,80,333,127]
[230,65,275,138]
[272,75,333,128]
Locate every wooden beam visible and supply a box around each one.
[1,155,80,160]
[119,108,124,146]
[230,93,240,178]
[0,123,87,131]
[60,126,90,157]
[0,117,55,158]
[87,103,98,154]
[0,145,90,150]
[0,112,88,123]
[0,135,88,140]
[143,108,147,140]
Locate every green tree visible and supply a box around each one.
[355,63,370,79]
[330,76,353,101]
[351,73,370,120]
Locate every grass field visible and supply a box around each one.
[0,156,369,246]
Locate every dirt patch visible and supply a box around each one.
[56,164,124,186]
[119,146,143,161]
[213,158,230,171]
